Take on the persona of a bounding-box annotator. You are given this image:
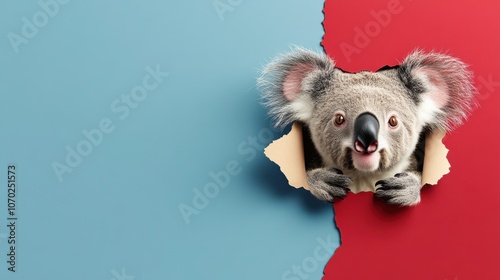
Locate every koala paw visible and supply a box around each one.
[374,172,422,206]
[307,168,352,202]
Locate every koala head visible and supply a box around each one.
[258,48,475,175]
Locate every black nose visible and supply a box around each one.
[353,112,379,153]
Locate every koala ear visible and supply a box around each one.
[398,50,477,130]
[258,48,335,127]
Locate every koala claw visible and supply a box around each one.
[307,168,352,202]
[375,172,421,206]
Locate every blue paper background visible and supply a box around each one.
[0,1,339,279]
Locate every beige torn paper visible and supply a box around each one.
[421,129,450,185]
[264,122,450,192]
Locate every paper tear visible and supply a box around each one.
[264,122,450,192]
[264,123,310,190]
[421,130,450,185]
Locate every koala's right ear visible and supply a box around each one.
[257,48,336,127]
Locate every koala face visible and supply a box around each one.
[259,48,475,182]
[309,70,421,175]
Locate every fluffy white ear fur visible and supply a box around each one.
[284,94,314,122]
[412,67,448,126]
[400,51,476,130]
[281,64,318,122]
[282,64,315,101]
[258,48,335,127]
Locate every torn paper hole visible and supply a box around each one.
[264,122,450,193]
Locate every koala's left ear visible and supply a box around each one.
[398,51,477,130]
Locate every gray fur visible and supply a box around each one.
[307,168,352,201]
[258,48,476,206]
[375,172,421,206]
[257,47,335,127]
[399,50,477,130]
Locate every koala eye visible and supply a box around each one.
[334,114,345,126]
[388,116,398,127]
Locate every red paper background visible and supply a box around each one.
[322,0,500,279]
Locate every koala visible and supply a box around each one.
[258,48,475,206]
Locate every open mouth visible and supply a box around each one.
[351,149,381,172]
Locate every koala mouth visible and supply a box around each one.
[349,149,381,172]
